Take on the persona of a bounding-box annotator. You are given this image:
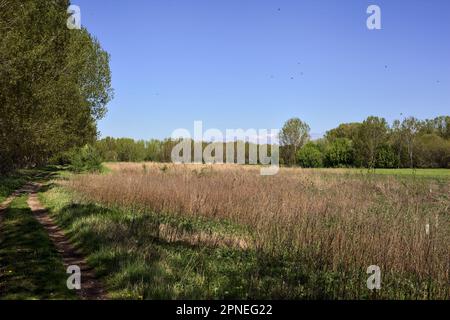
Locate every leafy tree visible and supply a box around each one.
[401,117,421,168]
[145,139,163,162]
[375,144,398,168]
[415,134,450,168]
[279,118,310,166]
[297,142,323,168]
[325,123,361,142]
[420,116,450,140]
[68,145,102,172]
[96,137,119,161]
[324,138,354,167]
[390,119,406,168]
[0,0,113,173]
[354,117,388,168]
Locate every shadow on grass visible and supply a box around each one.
[43,196,362,300]
[0,166,63,203]
[0,196,76,300]
[52,200,446,300]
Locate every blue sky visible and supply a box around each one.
[75,0,450,140]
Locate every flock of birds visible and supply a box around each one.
[273,8,441,85]
[152,7,442,96]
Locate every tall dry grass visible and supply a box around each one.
[65,162,449,298]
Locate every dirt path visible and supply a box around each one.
[24,182,107,300]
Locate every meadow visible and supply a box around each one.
[39,163,450,299]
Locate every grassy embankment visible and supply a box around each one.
[38,163,450,300]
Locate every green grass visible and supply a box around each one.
[39,188,249,299]
[0,196,76,300]
[0,167,65,203]
[366,168,450,178]
[314,168,450,179]
[39,184,447,300]
[0,173,28,203]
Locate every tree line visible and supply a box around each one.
[0,0,113,174]
[92,138,275,164]
[1,1,447,173]
[289,115,450,169]
[87,115,449,169]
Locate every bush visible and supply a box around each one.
[415,134,450,168]
[375,145,398,168]
[68,145,103,173]
[297,143,324,168]
[324,138,355,167]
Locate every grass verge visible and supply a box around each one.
[0,173,28,203]
[0,196,76,300]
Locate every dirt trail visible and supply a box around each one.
[25,182,106,300]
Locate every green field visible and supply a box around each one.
[319,168,450,178]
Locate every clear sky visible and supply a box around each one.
[74,0,450,140]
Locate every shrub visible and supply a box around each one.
[68,145,103,173]
[375,144,398,168]
[297,143,324,168]
[415,134,450,168]
[324,138,354,167]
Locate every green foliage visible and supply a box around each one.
[324,138,355,167]
[415,134,450,168]
[96,137,177,163]
[93,114,449,170]
[0,168,55,202]
[375,144,398,168]
[0,0,113,174]
[279,118,311,166]
[354,116,389,168]
[95,137,277,165]
[420,116,450,139]
[297,143,324,168]
[325,123,361,142]
[0,174,27,203]
[67,145,102,173]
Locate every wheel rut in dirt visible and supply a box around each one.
[26,182,107,300]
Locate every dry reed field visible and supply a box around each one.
[49,163,449,299]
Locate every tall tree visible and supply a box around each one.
[324,138,355,167]
[421,116,450,140]
[325,123,361,142]
[401,117,421,168]
[390,119,405,168]
[0,0,113,173]
[279,118,310,166]
[354,116,388,168]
